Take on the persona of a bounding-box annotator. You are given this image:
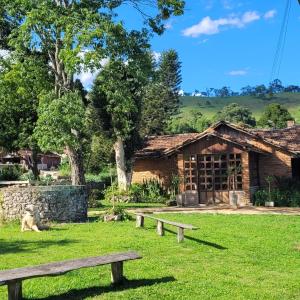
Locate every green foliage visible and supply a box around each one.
[0,54,52,151]
[213,103,256,127]
[90,53,152,141]
[34,91,87,152]
[88,189,103,208]
[141,49,182,136]
[19,170,35,182]
[254,177,300,207]
[0,165,22,180]
[102,206,133,221]
[58,157,71,178]
[258,103,294,129]
[168,111,211,134]
[103,180,168,204]
[85,134,114,174]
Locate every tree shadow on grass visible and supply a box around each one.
[0,239,78,255]
[164,228,227,250]
[28,276,176,300]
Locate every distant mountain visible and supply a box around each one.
[178,92,300,122]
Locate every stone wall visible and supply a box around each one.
[0,185,88,223]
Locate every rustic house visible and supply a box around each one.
[0,150,61,171]
[132,121,300,206]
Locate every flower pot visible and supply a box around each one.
[265,201,274,207]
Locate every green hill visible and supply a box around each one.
[179,92,300,123]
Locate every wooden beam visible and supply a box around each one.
[111,261,123,285]
[8,280,22,300]
[177,227,184,243]
[136,215,144,228]
[157,220,164,236]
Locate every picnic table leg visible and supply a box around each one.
[111,261,124,285]
[157,220,164,236]
[136,215,144,227]
[8,280,22,300]
[177,227,184,243]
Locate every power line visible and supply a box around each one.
[270,0,292,82]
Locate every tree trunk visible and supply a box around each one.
[66,146,86,185]
[114,137,128,191]
[31,148,39,180]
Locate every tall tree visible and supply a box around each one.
[213,103,256,127]
[34,91,88,185]
[0,54,52,178]
[258,103,294,129]
[2,0,185,185]
[141,49,182,136]
[90,33,153,189]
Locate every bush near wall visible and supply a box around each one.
[254,177,300,207]
[0,165,22,180]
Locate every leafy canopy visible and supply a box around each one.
[213,103,256,127]
[34,91,87,152]
[0,54,52,150]
[258,103,294,129]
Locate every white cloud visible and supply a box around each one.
[0,49,10,59]
[198,38,209,44]
[264,9,277,19]
[152,51,161,62]
[228,69,248,76]
[242,11,260,24]
[75,57,109,89]
[164,20,174,30]
[182,11,261,38]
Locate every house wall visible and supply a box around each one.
[132,156,177,187]
[179,135,250,205]
[216,124,293,186]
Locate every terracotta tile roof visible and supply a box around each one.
[135,133,200,157]
[253,126,300,153]
[135,122,300,158]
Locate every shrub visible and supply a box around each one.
[0,165,22,180]
[88,189,103,208]
[254,177,300,207]
[103,179,169,204]
[58,157,71,177]
[101,206,132,221]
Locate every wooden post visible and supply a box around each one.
[136,215,144,228]
[111,261,123,285]
[177,227,184,243]
[8,280,22,300]
[157,221,164,236]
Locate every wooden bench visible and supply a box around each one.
[0,251,141,300]
[135,213,198,243]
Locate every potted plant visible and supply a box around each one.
[265,176,275,207]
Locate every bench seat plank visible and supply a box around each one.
[135,213,198,230]
[0,251,141,285]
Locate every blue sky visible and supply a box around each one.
[118,0,300,93]
[75,1,300,93]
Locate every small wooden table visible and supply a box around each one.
[135,213,198,243]
[0,251,141,300]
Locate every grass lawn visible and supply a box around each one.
[88,201,166,211]
[1,214,300,299]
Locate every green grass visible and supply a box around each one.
[1,214,300,299]
[89,201,165,212]
[179,92,300,122]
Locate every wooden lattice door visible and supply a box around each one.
[198,154,243,204]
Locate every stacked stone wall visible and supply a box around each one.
[0,185,87,223]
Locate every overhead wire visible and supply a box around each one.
[270,0,292,82]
